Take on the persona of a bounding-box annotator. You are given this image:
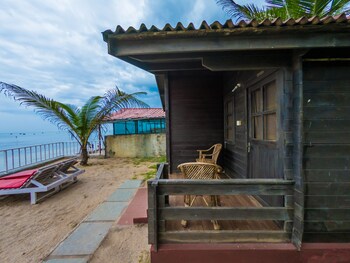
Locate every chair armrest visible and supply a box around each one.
[201,154,213,158]
[197,145,215,153]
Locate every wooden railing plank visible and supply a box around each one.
[158,182,293,196]
[159,178,294,185]
[160,207,293,221]
[155,163,165,180]
[159,230,291,243]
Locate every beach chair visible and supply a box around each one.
[55,158,84,190]
[0,159,84,204]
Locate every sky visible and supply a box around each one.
[0,0,264,133]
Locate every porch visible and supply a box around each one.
[148,164,350,263]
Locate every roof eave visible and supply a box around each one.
[103,24,350,58]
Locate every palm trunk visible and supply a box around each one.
[80,147,89,165]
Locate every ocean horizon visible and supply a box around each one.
[0,131,76,151]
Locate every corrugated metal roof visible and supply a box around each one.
[108,108,165,121]
[103,14,349,38]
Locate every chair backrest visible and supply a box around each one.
[211,143,222,164]
[58,158,78,173]
[28,165,59,186]
[177,162,218,180]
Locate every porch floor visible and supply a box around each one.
[165,173,281,232]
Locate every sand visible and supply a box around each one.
[0,157,152,263]
[90,224,149,263]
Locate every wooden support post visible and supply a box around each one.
[291,50,307,250]
[148,180,158,251]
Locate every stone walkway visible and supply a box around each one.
[44,180,142,263]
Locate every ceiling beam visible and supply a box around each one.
[202,54,292,71]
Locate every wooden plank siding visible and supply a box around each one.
[222,72,248,178]
[168,71,224,173]
[303,61,350,242]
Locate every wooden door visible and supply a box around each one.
[248,75,283,205]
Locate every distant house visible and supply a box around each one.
[103,15,350,263]
[108,108,165,135]
[105,108,165,158]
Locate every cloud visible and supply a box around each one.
[0,0,232,132]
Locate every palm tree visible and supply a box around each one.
[216,0,350,22]
[0,82,148,165]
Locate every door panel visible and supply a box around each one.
[248,75,283,206]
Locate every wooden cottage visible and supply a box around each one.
[103,15,350,262]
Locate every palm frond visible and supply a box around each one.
[216,0,270,21]
[265,0,349,17]
[266,0,305,18]
[86,87,148,137]
[77,96,103,145]
[0,82,75,132]
[327,0,350,15]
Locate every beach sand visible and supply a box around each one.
[0,157,152,263]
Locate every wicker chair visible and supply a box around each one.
[196,143,222,164]
[177,162,221,230]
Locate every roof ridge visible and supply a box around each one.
[103,15,349,37]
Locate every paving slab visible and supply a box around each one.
[45,257,89,263]
[118,180,142,189]
[84,202,127,222]
[107,188,137,202]
[51,222,112,256]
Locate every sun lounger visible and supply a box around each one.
[0,159,84,204]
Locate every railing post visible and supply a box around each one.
[30,146,33,164]
[4,150,8,174]
[163,163,169,205]
[148,179,158,252]
[18,148,21,166]
[11,149,14,169]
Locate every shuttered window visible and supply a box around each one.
[251,81,277,141]
[225,98,234,143]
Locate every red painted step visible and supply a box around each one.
[117,187,148,225]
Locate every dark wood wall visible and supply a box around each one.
[303,60,350,242]
[167,71,224,173]
[222,72,248,178]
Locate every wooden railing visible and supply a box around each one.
[148,163,295,251]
